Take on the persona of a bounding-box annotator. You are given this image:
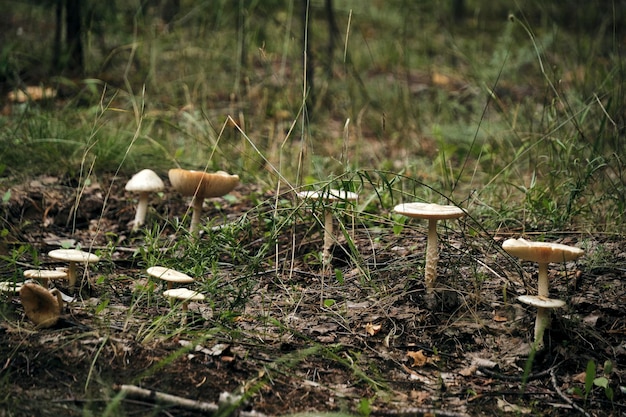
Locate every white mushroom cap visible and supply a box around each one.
[24,269,68,281]
[48,249,101,264]
[0,281,23,293]
[125,169,165,192]
[163,287,205,301]
[518,295,566,309]
[147,266,194,285]
[125,169,165,230]
[502,238,584,264]
[48,249,100,290]
[393,202,466,220]
[297,189,359,202]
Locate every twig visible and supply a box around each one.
[477,365,554,382]
[373,408,470,417]
[115,384,267,417]
[550,369,592,417]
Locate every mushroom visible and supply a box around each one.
[125,169,165,230]
[393,202,467,293]
[0,281,23,294]
[48,249,100,290]
[502,238,584,350]
[297,189,359,268]
[147,266,194,290]
[19,282,64,328]
[23,268,68,287]
[163,288,205,325]
[168,169,240,233]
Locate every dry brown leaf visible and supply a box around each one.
[409,390,429,404]
[458,364,477,376]
[407,350,428,367]
[493,314,508,322]
[364,322,382,336]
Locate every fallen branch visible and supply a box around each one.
[115,384,267,417]
[549,369,591,417]
[373,408,470,417]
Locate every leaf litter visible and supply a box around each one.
[0,176,625,416]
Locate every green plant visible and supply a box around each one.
[582,360,615,403]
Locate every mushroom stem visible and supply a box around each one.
[322,208,334,268]
[190,195,204,234]
[181,302,189,326]
[533,262,550,350]
[537,262,549,298]
[424,218,439,292]
[533,307,549,350]
[67,262,78,290]
[133,191,150,230]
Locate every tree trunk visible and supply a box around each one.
[65,0,84,74]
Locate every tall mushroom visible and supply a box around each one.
[502,238,584,350]
[125,169,165,230]
[393,202,466,293]
[48,249,100,291]
[19,282,64,328]
[297,189,359,268]
[168,169,239,233]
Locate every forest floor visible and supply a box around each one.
[1,175,625,416]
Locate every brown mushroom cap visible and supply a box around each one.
[297,189,359,202]
[502,238,584,264]
[168,169,239,198]
[19,282,62,327]
[163,287,206,301]
[146,266,194,284]
[393,202,466,220]
[518,295,566,309]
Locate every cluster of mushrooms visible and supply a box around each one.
[11,168,239,329]
[8,169,585,352]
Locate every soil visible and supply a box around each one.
[1,175,625,417]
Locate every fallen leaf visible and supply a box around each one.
[407,350,428,367]
[364,322,382,336]
[493,313,508,322]
[458,364,477,376]
[497,398,532,414]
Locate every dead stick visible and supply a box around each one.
[550,369,591,417]
[372,408,470,417]
[116,384,268,417]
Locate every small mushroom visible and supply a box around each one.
[502,238,584,349]
[0,281,23,294]
[168,169,240,233]
[125,169,165,230]
[163,287,205,325]
[48,249,100,291]
[297,189,359,268]
[393,202,466,293]
[147,266,194,290]
[23,269,68,287]
[19,282,64,328]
